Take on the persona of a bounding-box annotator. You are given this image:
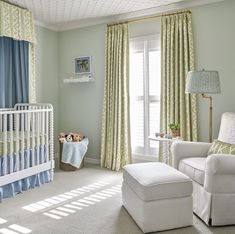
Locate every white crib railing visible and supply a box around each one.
[0,103,54,187]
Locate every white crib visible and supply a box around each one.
[0,103,54,189]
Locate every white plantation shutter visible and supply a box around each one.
[149,50,161,150]
[130,50,144,149]
[130,35,161,158]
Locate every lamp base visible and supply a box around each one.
[202,94,213,143]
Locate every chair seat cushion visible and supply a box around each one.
[179,157,206,185]
[123,162,192,202]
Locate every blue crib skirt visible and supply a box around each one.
[0,146,51,202]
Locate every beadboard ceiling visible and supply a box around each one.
[7,0,223,31]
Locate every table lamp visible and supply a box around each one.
[186,69,221,142]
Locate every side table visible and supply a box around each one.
[148,136,183,164]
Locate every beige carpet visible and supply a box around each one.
[0,164,235,234]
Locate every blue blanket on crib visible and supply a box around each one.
[62,138,89,168]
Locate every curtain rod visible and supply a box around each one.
[107,10,191,26]
[0,0,26,10]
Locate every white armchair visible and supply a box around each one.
[172,112,235,226]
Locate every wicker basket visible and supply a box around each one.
[59,142,84,171]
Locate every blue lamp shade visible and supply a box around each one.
[186,70,221,94]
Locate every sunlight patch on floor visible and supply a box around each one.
[22,181,110,212]
[42,184,122,220]
[8,225,31,234]
[71,201,88,207]
[63,204,82,210]
[49,210,69,217]
[0,219,7,225]
[43,213,61,220]
[0,184,121,233]
[0,219,32,234]
[0,228,18,234]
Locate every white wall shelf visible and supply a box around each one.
[63,77,95,83]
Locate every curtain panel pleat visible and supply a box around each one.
[160,12,198,162]
[29,43,36,103]
[100,23,132,171]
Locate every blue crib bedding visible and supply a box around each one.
[0,146,50,201]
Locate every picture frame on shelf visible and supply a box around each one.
[74,56,91,74]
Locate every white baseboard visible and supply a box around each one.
[55,152,158,165]
[54,153,100,165]
[55,153,157,165]
[84,157,100,165]
[132,155,159,163]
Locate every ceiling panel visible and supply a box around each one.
[6,0,222,30]
[7,0,184,27]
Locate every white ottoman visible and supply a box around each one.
[122,162,193,233]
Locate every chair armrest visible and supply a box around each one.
[204,155,235,193]
[206,154,235,175]
[171,141,212,169]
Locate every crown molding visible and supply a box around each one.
[111,0,224,22]
[34,20,59,31]
[54,16,117,31]
[34,0,224,32]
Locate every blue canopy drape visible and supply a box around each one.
[0,36,29,108]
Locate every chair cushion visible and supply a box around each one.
[179,157,206,185]
[207,139,235,155]
[123,162,192,202]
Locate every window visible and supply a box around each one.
[130,35,161,159]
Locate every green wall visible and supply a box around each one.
[36,0,235,159]
[58,24,106,159]
[129,19,161,37]
[191,0,235,141]
[35,26,59,148]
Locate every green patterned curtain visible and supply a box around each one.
[100,23,132,171]
[160,12,198,161]
[0,1,36,103]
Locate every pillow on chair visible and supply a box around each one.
[208,139,235,155]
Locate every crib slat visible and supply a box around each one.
[9,114,14,174]
[21,113,25,170]
[39,107,42,138]
[3,114,7,176]
[41,112,45,163]
[49,110,54,180]
[36,112,40,165]
[32,112,35,167]
[45,110,49,162]
[27,112,30,168]
[15,113,19,172]
[0,114,2,132]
